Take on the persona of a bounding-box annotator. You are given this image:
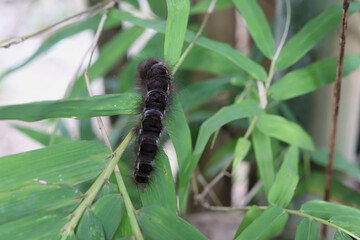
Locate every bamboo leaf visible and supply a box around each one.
[295,218,319,240]
[301,201,360,220]
[190,0,233,14]
[188,101,261,186]
[0,93,141,122]
[232,138,251,172]
[276,2,360,70]
[92,194,124,240]
[0,184,81,225]
[0,141,111,192]
[166,96,192,211]
[233,0,274,58]
[140,150,177,214]
[203,139,236,179]
[256,114,315,151]
[109,10,267,81]
[268,146,299,207]
[70,26,144,97]
[235,207,288,240]
[234,205,262,238]
[13,125,71,145]
[330,216,360,237]
[164,0,190,65]
[179,76,234,110]
[0,211,67,240]
[334,230,352,240]
[312,147,360,181]
[77,210,105,240]
[252,127,275,196]
[137,205,208,240]
[270,55,360,100]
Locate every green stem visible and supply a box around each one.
[114,165,144,240]
[61,131,133,239]
[265,0,291,90]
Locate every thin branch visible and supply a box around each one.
[0,1,117,48]
[323,0,350,238]
[84,6,115,152]
[172,0,218,74]
[265,0,291,90]
[61,131,133,240]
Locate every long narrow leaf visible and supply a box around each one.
[137,205,208,240]
[270,54,360,100]
[276,2,360,70]
[0,184,81,224]
[252,128,275,196]
[108,10,267,81]
[235,207,288,240]
[233,0,274,58]
[0,93,141,122]
[0,141,111,192]
[268,146,299,207]
[140,150,177,214]
[256,114,315,151]
[164,0,190,65]
[295,218,319,240]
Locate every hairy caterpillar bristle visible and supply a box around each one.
[133,59,172,185]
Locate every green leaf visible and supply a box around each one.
[268,146,299,207]
[164,0,190,65]
[166,96,192,211]
[80,118,97,140]
[70,26,144,97]
[334,230,352,240]
[233,0,274,58]
[232,138,251,172]
[276,2,360,70]
[77,210,105,240]
[0,211,67,240]
[190,0,233,14]
[109,10,267,81]
[166,96,192,171]
[305,172,360,208]
[179,76,233,110]
[234,205,262,238]
[270,54,360,100]
[252,127,275,196]
[92,194,124,240]
[0,14,122,80]
[0,93,142,122]
[190,101,262,182]
[140,150,177,214]
[301,200,360,220]
[235,207,288,240]
[257,114,315,151]
[331,216,360,237]
[137,205,208,240]
[203,139,236,179]
[0,141,111,192]
[295,218,319,240]
[13,125,70,145]
[312,147,360,181]
[0,184,81,224]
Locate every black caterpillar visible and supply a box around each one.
[133,59,172,184]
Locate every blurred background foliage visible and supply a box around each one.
[0,0,359,239]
